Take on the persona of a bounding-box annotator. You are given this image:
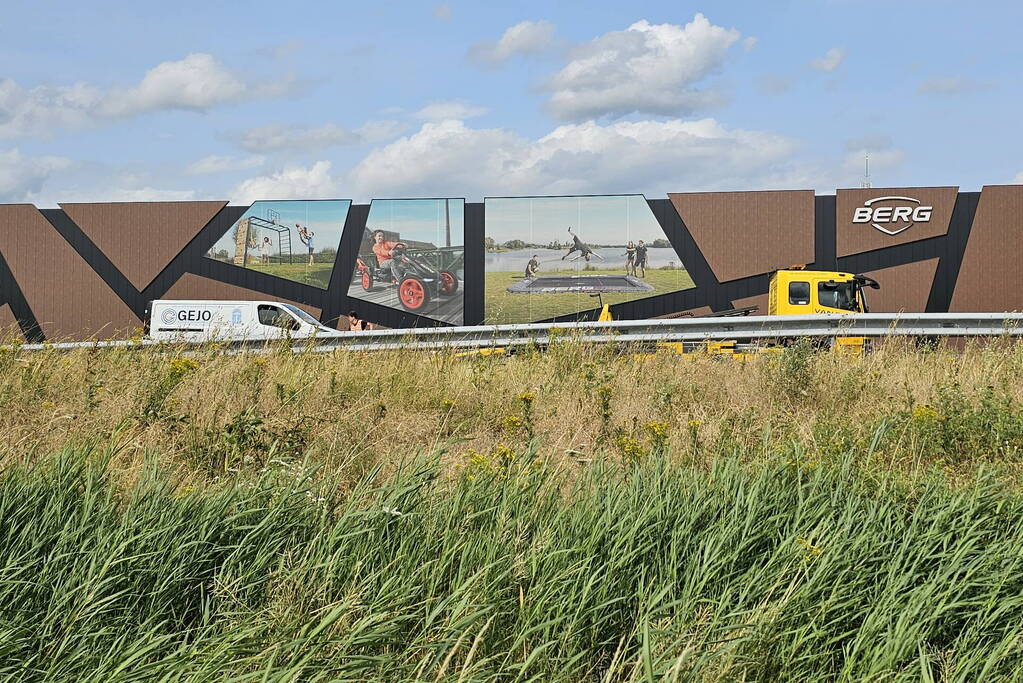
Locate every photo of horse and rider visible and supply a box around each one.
[484,195,694,323]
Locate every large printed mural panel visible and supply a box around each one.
[206,200,351,289]
[348,199,465,325]
[484,195,693,323]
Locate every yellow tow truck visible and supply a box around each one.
[646,268,880,358]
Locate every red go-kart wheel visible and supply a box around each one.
[439,270,458,296]
[398,276,430,311]
[361,269,373,291]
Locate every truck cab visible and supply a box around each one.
[768,270,879,316]
[147,300,340,342]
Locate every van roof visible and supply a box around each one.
[151,300,285,306]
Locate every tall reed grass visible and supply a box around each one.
[2,337,1023,679]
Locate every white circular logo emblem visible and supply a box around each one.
[160,309,176,324]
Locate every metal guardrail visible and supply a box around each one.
[9,313,1023,354]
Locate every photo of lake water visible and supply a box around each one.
[486,247,684,272]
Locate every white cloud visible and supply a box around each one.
[235,123,359,152]
[345,117,800,199]
[810,47,845,72]
[468,20,557,66]
[230,161,339,203]
[185,154,265,175]
[917,76,990,96]
[545,15,740,121]
[433,3,452,20]
[0,53,295,139]
[234,120,405,152]
[0,148,73,202]
[742,36,758,51]
[414,100,488,121]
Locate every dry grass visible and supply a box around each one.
[3,335,1023,486]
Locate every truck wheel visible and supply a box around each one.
[361,270,374,291]
[398,276,430,312]
[439,270,459,296]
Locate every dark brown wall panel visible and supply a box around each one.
[162,273,322,319]
[836,187,957,257]
[61,200,227,290]
[0,303,23,340]
[731,293,769,316]
[950,185,1023,312]
[861,258,939,313]
[0,205,140,340]
[669,190,814,282]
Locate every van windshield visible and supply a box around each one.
[282,304,322,327]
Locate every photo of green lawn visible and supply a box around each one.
[486,266,695,321]
[245,260,335,288]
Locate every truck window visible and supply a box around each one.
[788,281,810,305]
[819,282,858,311]
[257,305,300,331]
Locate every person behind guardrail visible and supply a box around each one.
[347,310,367,331]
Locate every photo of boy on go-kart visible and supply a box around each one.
[352,229,464,317]
[348,198,466,324]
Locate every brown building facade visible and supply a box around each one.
[1,185,1021,341]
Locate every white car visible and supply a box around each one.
[147,300,341,342]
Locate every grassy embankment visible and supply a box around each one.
[485,268,695,322]
[3,337,1023,679]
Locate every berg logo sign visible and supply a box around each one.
[852,196,933,236]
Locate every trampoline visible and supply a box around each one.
[507,275,654,294]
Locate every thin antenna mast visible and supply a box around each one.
[861,152,871,188]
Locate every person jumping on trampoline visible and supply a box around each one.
[561,227,605,262]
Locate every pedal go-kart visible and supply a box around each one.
[355,243,459,313]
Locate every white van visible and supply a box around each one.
[146,300,342,342]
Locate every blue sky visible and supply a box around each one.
[2,0,1020,206]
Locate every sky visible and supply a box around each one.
[366,198,465,247]
[485,195,662,244]
[2,0,1021,207]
